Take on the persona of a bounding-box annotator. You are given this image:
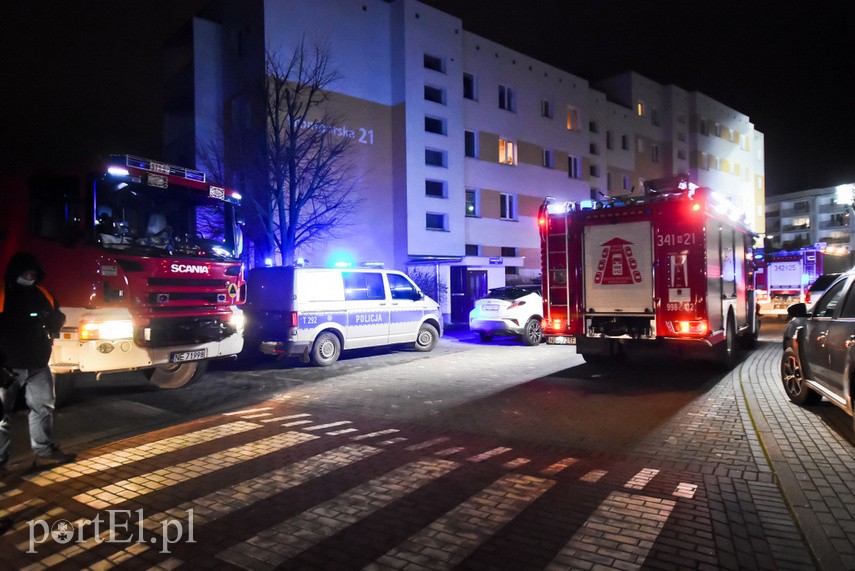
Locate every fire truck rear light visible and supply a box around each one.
[673,320,707,335]
[291,312,299,328]
[543,318,563,331]
[79,319,134,341]
[691,203,701,212]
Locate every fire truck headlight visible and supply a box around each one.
[79,319,134,341]
[229,312,245,331]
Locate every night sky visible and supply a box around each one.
[2,1,853,196]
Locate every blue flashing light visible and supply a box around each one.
[264,258,274,267]
[333,261,352,268]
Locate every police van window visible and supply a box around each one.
[388,273,418,300]
[343,272,386,301]
[813,279,847,318]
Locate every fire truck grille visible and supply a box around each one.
[148,278,227,288]
[136,316,235,347]
[148,292,224,304]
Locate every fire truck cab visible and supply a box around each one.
[0,155,246,401]
[539,176,758,366]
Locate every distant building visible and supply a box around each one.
[164,0,765,322]
[765,184,855,268]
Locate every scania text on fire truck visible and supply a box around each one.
[0,155,246,401]
[538,176,759,366]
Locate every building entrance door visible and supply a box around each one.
[450,267,487,323]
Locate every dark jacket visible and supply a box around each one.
[0,252,65,369]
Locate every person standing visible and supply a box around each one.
[0,252,76,476]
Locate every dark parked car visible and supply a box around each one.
[782,271,855,420]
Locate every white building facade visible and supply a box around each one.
[164,0,765,322]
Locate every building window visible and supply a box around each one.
[424,116,446,135]
[500,193,517,220]
[425,179,446,198]
[426,212,448,231]
[715,123,723,137]
[501,246,517,257]
[566,106,579,130]
[651,145,660,163]
[636,100,644,116]
[464,130,477,158]
[543,148,554,169]
[463,73,476,100]
[423,53,445,73]
[700,153,708,170]
[589,121,599,133]
[621,134,629,150]
[465,189,479,217]
[498,85,516,112]
[505,266,519,277]
[541,99,553,118]
[465,244,480,256]
[589,143,599,155]
[590,164,599,177]
[425,148,447,168]
[700,120,709,136]
[424,85,445,104]
[709,156,719,170]
[499,138,517,165]
[677,149,686,160]
[568,155,581,179]
[652,109,660,126]
[623,175,631,190]
[606,131,613,150]
[741,134,751,151]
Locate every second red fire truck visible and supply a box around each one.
[539,176,759,365]
[0,155,246,402]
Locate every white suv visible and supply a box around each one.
[469,285,543,346]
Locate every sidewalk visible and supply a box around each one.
[738,341,855,570]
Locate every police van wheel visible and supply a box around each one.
[311,332,341,367]
[147,360,208,389]
[414,323,439,352]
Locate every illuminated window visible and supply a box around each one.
[636,100,644,116]
[463,73,476,100]
[499,85,516,112]
[465,189,479,217]
[499,138,517,165]
[568,155,581,179]
[500,194,517,220]
[566,106,579,130]
[741,134,751,151]
[426,212,448,231]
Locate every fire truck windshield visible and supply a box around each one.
[93,177,239,259]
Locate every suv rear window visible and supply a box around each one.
[485,286,540,300]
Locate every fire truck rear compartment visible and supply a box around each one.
[586,315,656,339]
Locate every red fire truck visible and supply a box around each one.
[0,155,246,401]
[538,176,759,365]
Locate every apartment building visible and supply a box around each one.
[765,185,855,266]
[164,0,765,322]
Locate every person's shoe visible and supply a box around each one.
[32,446,76,468]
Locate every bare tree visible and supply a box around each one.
[201,37,360,266]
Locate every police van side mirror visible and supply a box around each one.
[412,290,424,301]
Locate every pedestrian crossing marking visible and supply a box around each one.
[263,413,313,423]
[282,419,314,427]
[239,413,272,419]
[467,447,512,462]
[378,437,408,446]
[370,473,554,569]
[326,428,359,436]
[0,488,22,501]
[216,458,459,569]
[580,469,608,483]
[405,437,449,451]
[547,491,675,570]
[503,457,531,469]
[303,421,352,431]
[673,482,698,499]
[223,407,272,416]
[352,429,400,441]
[624,468,660,490]
[540,457,578,476]
[25,421,262,486]
[72,432,319,509]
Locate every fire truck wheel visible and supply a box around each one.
[311,332,341,366]
[414,323,439,352]
[718,315,738,369]
[781,347,821,406]
[146,360,208,389]
[522,319,543,346]
[54,373,77,407]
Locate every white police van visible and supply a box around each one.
[244,266,443,366]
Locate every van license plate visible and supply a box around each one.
[170,349,207,363]
[547,336,575,345]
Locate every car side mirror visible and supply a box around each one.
[787,303,808,319]
[412,290,424,301]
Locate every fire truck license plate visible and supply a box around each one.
[547,336,575,345]
[170,349,207,363]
